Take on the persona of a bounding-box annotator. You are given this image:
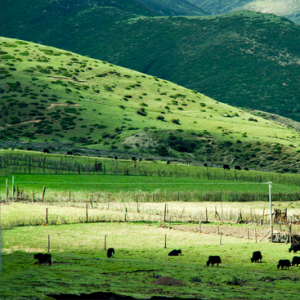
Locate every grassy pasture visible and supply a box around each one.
[1,174,300,206]
[1,222,300,300]
[2,201,300,233]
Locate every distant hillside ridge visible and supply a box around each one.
[1,2,300,122]
[138,0,209,16]
[189,0,300,24]
[1,37,300,172]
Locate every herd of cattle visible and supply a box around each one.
[34,244,300,270]
[23,148,250,171]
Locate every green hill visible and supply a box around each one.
[1,2,300,122]
[1,37,300,172]
[189,0,252,15]
[189,0,300,24]
[138,0,209,16]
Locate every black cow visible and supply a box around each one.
[139,158,142,162]
[168,249,182,256]
[277,259,291,269]
[27,148,32,151]
[34,253,52,265]
[43,149,50,153]
[107,248,115,258]
[235,166,241,170]
[207,256,221,267]
[66,151,73,155]
[289,243,300,253]
[166,160,170,165]
[251,251,262,263]
[244,167,249,171]
[132,157,136,161]
[204,163,208,167]
[292,257,300,267]
[223,164,230,170]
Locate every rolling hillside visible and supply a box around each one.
[189,0,300,24]
[138,0,209,16]
[189,0,252,15]
[1,2,300,122]
[1,37,300,172]
[239,0,300,25]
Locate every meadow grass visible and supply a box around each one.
[2,201,300,232]
[1,173,300,203]
[1,222,300,300]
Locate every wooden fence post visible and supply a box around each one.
[46,208,48,224]
[164,234,167,248]
[6,179,8,204]
[289,223,292,244]
[205,207,208,222]
[169,217,171,229]
[42,186,46,202]
[48,235,50,253]
[12,176,14,201]
[163,203,167,222]
[86,204,88,223]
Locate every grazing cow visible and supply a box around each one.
[43,149,50,153]
[66,151,73,155]
[27,148,32,151]
[292,257,300,267]
[139,158,142,162]
[166,160,170,165]
[107,248,115,258]
[251,251,262,263]
[235,166,241,170]
[244,167,249,171]
[204,163,208,167]
[168,249,182,256]
[114,156,118,160]
[132,157,136,161]
[95,162,102,171]
[34,253,52,265]
[277,259,291,269]
[207,256,221,267]
[223,164,230,171]
[289,243,300,253]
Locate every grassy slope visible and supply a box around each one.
[239,0,300,25]
[2,1,300,122]
[2,222,300,300]
[1,37,300,171]
[138,0,209,16]
[189,0,300,24]
[189,0,252,14]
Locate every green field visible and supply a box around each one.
[1,173,300,205]
[1,221,300,300]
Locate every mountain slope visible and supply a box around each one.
[138,0,209,16]
[1,3,300,121]
[1,37,300,172]
[239,0,300,25]
[189,0,252,15]
[189,0,300,24]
